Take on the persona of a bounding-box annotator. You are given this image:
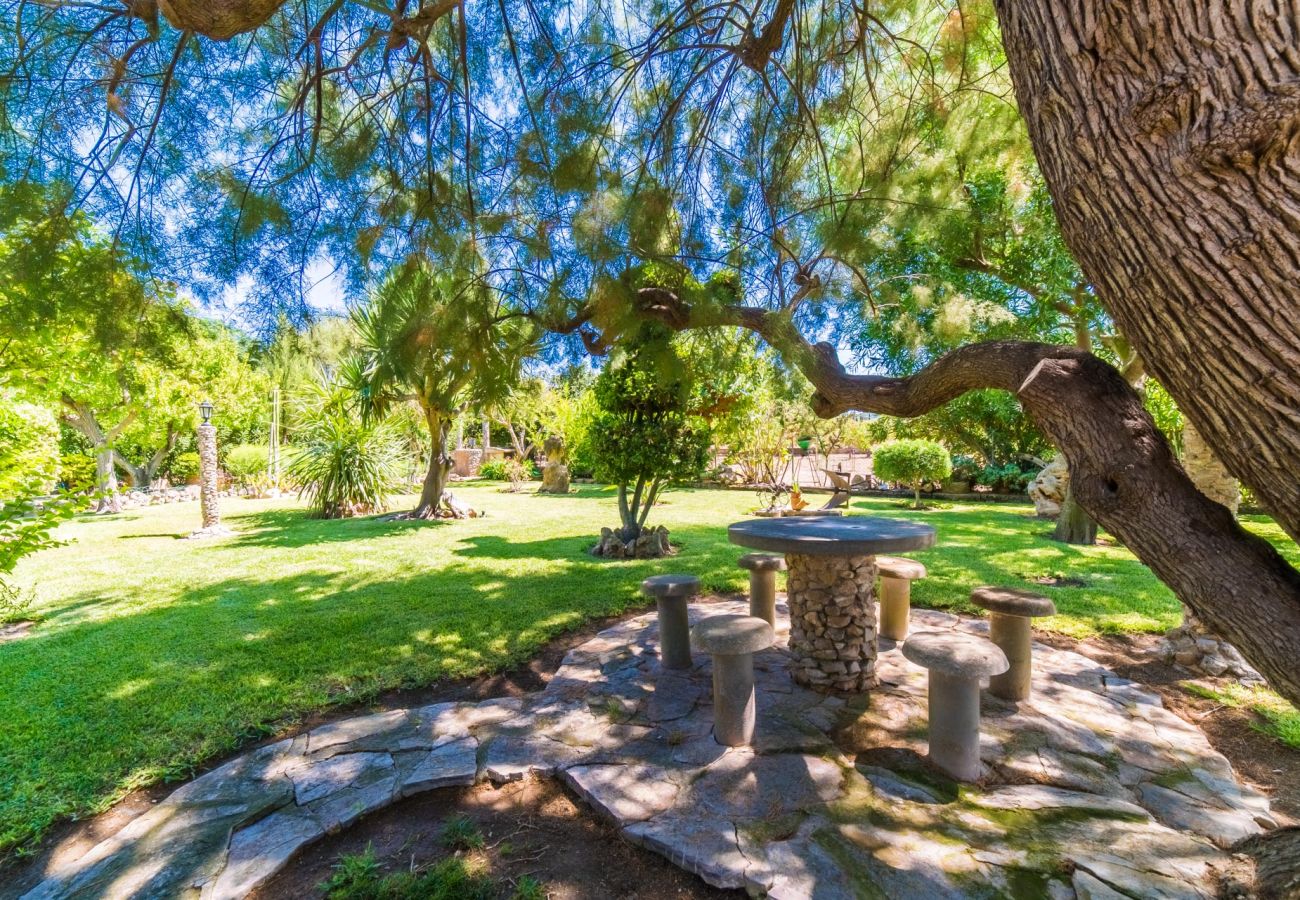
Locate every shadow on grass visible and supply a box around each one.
[227,508,448,549]
[0,518,756,856]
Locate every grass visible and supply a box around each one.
[1184,681,1300,749]
[321,846,499,900]
[2,484,1296,857]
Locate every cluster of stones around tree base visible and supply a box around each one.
[22,604,1275,900]
[591,524,673,558]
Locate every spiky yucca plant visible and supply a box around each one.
[287,387,405,519]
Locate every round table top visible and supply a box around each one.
[727,515,936,557]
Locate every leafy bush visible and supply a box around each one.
[872,439,952,508]
[57,453,97,493]
[166,451,201,484]
[287,403,405,519]
[501,458,531,491]
[223,443,269,484]
[975,462,1035,494]
[949,454,980,484]
[478,459,508,480]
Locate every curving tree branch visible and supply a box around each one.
[637,291,1300,707]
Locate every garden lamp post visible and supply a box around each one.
[190,399,230,538]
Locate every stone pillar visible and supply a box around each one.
[198,423,220,529]
[878,578,911,642]
[189,423,231,539]
[656,596,692,670]
[785,553,878,692]
[539,435,570,494]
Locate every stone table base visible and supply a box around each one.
[785,552,878,692]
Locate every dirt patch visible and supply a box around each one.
[1035,630,1300,826]
[252,776,740,900]
[1027,574,1088,588]
[0,621,36,643]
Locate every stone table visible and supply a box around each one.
[728,516,935,692]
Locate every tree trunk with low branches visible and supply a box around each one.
[412,409,452,519]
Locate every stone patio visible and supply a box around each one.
[20,602,1276,899]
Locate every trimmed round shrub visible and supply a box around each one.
[872,439,952,508]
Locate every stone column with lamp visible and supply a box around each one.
[189,400,233,539]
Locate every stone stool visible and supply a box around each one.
[970,586,1057,701]
[737,553,787,627]
[691,614,775,746]
[641,574,700,670]
[902,630,1008,782]
[876,555,927,642]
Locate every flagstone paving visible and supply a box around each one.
[20,602,1276,899]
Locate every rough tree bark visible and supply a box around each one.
[994,0,1300,547]
[60,398,136,514]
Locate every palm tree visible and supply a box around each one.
[348,257,536,519]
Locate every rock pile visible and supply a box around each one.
[1155,607,1263,682]
[592,525,673,558]
[111,485,202,509]
[785,552,878,692]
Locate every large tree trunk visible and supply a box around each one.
[112,427,177,489]
[412,409,452,519]
[60,398,133,514]
[93,448,121,514]
[994,0,1300,548]
[1160,420,1259,679]
[702,331,1300,709]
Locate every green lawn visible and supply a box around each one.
[2,485,1296,858]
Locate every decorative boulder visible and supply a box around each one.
[538,435,570,494]
[1028,457,1069,518]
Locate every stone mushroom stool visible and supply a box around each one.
[641,574,700,670]
[691,614,775,746]
[875,555,927,642]
[970,587,1057,701]
[901,630,1008,782]
[738,553,787,627]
